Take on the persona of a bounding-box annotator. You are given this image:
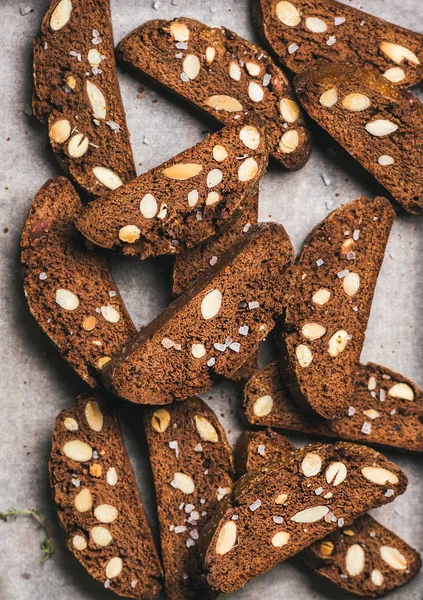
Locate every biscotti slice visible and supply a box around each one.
[279,196,395,419]
[237,430,421,597]
[117,18,311,170]
[294,63,423,213]
[255,0,423,88]
[33,0,136,197]
[144,397,234,600]
[76,124,267,259]
[21,177,136,386]
[102,222,294,405]
[173,190,259,381]
[244,361,423,452]
[199,441,407,593]
[49,393,162,598]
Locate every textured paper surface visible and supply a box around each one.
[0,0,422,598]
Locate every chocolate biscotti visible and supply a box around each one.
[237,430,421,597]
[21,177,136,386]
[144,397,234,600]
[294,63,423,214]
[279,196,395,419]
[33,0,136,197]
[199,441,407,593]
[49,393,162,598]
[255,0,423,88]
[76,124,267,259]
[102,222,294,405]
[244,361,423,452]
[117,18,312,170]
[173,190,259,382]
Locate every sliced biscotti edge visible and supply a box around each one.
[49,392,162,599]
[102,222,294,405]
[76,123,267,259]
[144,397,234,600]
[294,62,423,214]
[33,0,136,197]
[244,360,423,451]
[237,429,421,596]
[255,0,423,88]
[116,17,311,170]
[21,177,136,386]
[198,441,407,593]
[279,196,395,419]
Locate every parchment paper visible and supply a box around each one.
[0,0,422,598]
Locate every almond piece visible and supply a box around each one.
[94,504,118,523]
[119,225,140,243]
[328,330,350,357]
[238,157,258,182]
[92,166,123,190]
[320,541,334,556]
[187,190,199,207]
[229,61,242,81]
[170,21,190,42]
[206,191,220,206]
[312,288,331,305]
[342,93,371,112]
[101,304,120,323]
[239,125,260,149]
[140,194,158,218]
[275,1,301,27]
[380,546,407,570]
[68,133,89,158]
[162,163,202,180]
[363,409,380,419]
[90,464,102,477]
[361,466,399,485]
[346,544,365,576]
[253,395,273,417]
[106,467,118,486]
[207,168,223,188]
[248,81,264,102]
[279,130,299,153]
[82,316,96,331]
[305,17,327,33]
[246,62,261,77]
[279,98,300,123]
[86,81,106,119]
[302,322,326,340]
[206,47,216,64]
[85,400,103,432]
[50,0,72,30]
[49,119,71,144]
[378,154,395,166]
[64,417,78,431]
[301,452,322,477]
[383,67,406,83]
[296,344,313,367]
[88,48,103,66]
[204,95,242,112]
[275,493,288,505]
[388,382,414,400]
[183,54,200,80]
[380,42,420,65]
[213,145,228,162]
[91,526,112,547]
[371,569,384,586]
[171,472,195,494]
[319,88,338,107]
[271,531,290,547]
[63,440,92,462]
[343,272,360,296]
[191,343,206,358]
[201,288,222,320]
[74,488,92,512]
[55,289,79,310]
[106,557,123,579]
[365,120,398,137]
[216,521,237,555]
[325,462,347,486]
[72,534,87,550]
[194,415,218,442]
[97,356,111,369]
[291,505,329,523]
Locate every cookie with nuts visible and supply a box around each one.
[198,441,407,594]
[116,18,312,170]
[294,63,423,213]
[173,189,259,381]
[244,360,423,452]
[144,397,234,600]
[33,0,136,197]
[255,0,423,88]
[49,393,163,599]
[21,177,136,386]
[76,123,268,259]
[236,429,421,597]
[102,222,294,405]
[279,196,395,420]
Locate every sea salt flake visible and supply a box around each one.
[229,342,240,353]
[184,504,194,513]
[180,72,190,82]
[39,272,47,280]
[214,342,227,352]
[186,538,195,548]
[239,325,249,336]
[361,422,372,435]
[324,511,337,523]
[249,499,262,512]
[196,211,202,221]
[176,41,188,50]
[43,42,48,49]
[231,514,239,520]
[385,489,394,498]
[130,580,138,588]
[92,36,102,45]
[334,16,345,26]
[273,515,284,524]
[338,518,345,527]
[190,529,199,540]
[346,251,356,260]
[321,173,331,186]
[371,391,377,398]
[169,524,174,531]
[202,511,207,517]
[169,440,179,458]
[348,406,356,416]
[209,256,218,266]
[352,306,358,312]
[315,487,324,496]
[104,580,110,589]
[162,338,174,349]
[174,525,187,534]
[337,269,349,279]
[257,444,266,457]
[243,222,251,233]
[200,499,206,504]
[379,389,386,402]
[263,73,272,87]
[248,301,260,310]
[106,120,120,133]
[71,478,80,487]
[288,43,299,54]
[92,450,99,459]
[194,443,203,452]
[326,36,337,46]
[207,357,215,367]
[340,574,348,579]
[390,409,396,415]
[316,258,324,267]
[370,531,376,538]
[20,6,33,16]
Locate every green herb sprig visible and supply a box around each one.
[0,508,55,563]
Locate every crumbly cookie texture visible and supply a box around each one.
[21,177,136,386]
[279,196,395,419]
[244,361,423,452]
[33,0,136,196]
[76,124,267,259]
[144,397,234,600]
[102,222,294,405]
[236,430,421,597]
[117,17,312,170]
[199,442,407,594]
[294,63,423,214]
[173,190,259,381]
[255,0,423,88]
[49,393,163,599]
